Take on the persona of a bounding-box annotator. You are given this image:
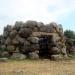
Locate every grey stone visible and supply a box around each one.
[5,37,11,45]
[7,45,15,53]
[51,54,63,60]
[19,28,32,38]
[9,30,17,39]
[27,37,39,44]
[31,44,39,51]
[11,53,27,59]
[25,20,37,28]
[29,52,39,59]
[13,21,24,31]
[1,51,9,57]
[51,47,60,54]
[0,58,8,62]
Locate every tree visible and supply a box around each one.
[64,30,75,39]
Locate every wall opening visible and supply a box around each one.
[39,35,53,59]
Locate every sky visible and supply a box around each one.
[0,0,75,34]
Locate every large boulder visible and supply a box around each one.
[50,34,61,46]
[5,37,11,45]
[61,46,67,55]
[27,37,39,44]
[11,35,25,45]
[1,51,9,57]
[3,31,9,38]
[50,22,59,32]
[24,20,37,28]
[0,45,6,52]
[13,21,24,31]
[46,22,58,33]
[0,35,5,44]
[9,30,17,39]
[4,25,12,32]
[69,46,75,54]
[37,22,44,28]
[39,26,47,32]
[3,25,12,38]
[52,34,60,42]
[29,52,39,59]
[0,58,8,62]
[51,54,63,60]
[17,37,25,45]
[32,27,39,32]
[6,45,15,53]
[11,53,27,60]
[19,28,32,38]
[46,25,51,33]
[51,47,60,54]
[21,40,31,53]
[31,44,39,51]
[12,37,19,45]
[58,24,63,33]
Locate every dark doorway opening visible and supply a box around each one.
[39,35,52,59]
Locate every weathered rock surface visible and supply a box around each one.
[11,53,27,60]
[29,52,39,59]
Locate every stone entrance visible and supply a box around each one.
[39,35,53,59]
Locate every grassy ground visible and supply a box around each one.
[0,59,75,75]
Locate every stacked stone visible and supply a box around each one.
[65,38,75,55]
[45,22,67,60]
[0,20,67,60]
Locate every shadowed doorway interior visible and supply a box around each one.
[39,35,52,59]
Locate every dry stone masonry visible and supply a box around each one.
[0,20,68,60]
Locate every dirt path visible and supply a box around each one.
[0,60,75,75]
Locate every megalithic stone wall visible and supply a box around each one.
[0,20,68,60]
